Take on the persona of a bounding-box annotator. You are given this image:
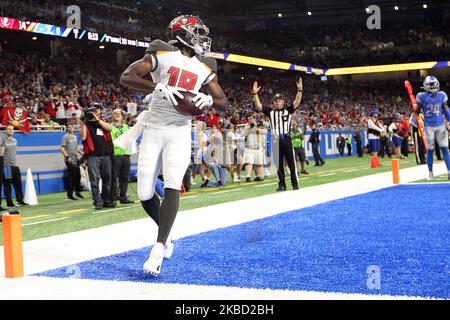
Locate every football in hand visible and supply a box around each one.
[174,91,205,116]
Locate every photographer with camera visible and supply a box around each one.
[79,103,115,210]
[60,123,84,201]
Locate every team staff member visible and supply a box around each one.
[354,128,363,158]
[110,109,134,204]
[60,123,84,200]
[80,103,115,210]
[346,134,352,157]
[3,125,28,207]
[367,112,383,167]
[309,124,325,166]
[409,113,426,164]
[290,122,309,175]
[252,78,303,191]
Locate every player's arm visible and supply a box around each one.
[252,81,263,112]
[120,54,156,92]
[443,101,450,122]
[414,100,422,118]
[205,76,228,112]
[293,77,303,109]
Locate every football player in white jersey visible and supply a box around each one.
[119,15,228,275]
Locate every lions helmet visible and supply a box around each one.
[423,76,440,94]
[167,15,211,56]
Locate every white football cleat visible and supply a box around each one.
[143,243,164,276]
[427,172,435,181]
[164,240,174,259]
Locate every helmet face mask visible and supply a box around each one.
[423,76,440,94]
[168,15,211,56]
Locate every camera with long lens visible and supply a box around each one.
[82,104,100,122]
[82,107,97,122]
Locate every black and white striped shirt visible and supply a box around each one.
[262,105,295,136]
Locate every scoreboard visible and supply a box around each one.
[0,16,150,48]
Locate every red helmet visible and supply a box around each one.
[168,15,211,56]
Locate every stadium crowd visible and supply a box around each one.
[0,48,424,133]
[1,0,449,67]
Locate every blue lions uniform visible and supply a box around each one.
[416,91,448,127]
[416,75,450,180]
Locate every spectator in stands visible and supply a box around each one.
[55,96,67,125]
[79,103,115,210]
[207,107,220,127]
[3,125,28,207]
[110,108,133,204]
[60,124,84,201]
[42,113,59,129]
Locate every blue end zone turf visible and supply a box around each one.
[36,184,450,298]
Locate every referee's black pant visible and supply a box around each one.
[274,135,298,189]
[412,126,426,165]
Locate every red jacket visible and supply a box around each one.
[81,122,112,156]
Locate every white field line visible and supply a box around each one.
[211,188,243,195]
[253,182,278,188]
[180,196,198,200]
[343,169,360,173]
[23,217,70,227]
[318,173,337,177]
[92,204,140,214]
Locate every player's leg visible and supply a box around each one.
[435,125,450,178]
[138,128,163,225]
[424,126,436,179]
[157,127,191,249]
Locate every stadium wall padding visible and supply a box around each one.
[8,130,366,196]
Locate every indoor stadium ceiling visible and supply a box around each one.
[174,0,450,15]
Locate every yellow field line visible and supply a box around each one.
[22,214,50,221]
[57,208,87,214]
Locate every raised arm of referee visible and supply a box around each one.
[252,78,303,191]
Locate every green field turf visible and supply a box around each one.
[0,156,417,244]
[412,173,450,183]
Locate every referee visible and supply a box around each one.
[252,77,303,191]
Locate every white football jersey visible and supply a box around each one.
[142,40,217,128]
